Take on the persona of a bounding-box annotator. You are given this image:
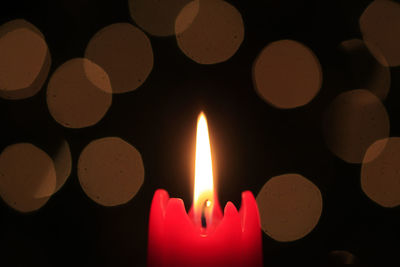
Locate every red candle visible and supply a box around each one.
[148,113,263,266]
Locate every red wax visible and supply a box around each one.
[147,189,263,267]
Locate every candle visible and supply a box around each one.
[148,112,263,266]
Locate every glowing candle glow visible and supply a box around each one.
[193,113,215,227]
[147,112,263,266]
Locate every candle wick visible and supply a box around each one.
[201,200,208,228]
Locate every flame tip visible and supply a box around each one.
[198,111,206,120]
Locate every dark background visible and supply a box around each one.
[1,0,400,266]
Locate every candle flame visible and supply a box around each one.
[194,112,214,221]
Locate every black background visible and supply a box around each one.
[1,0,400,266]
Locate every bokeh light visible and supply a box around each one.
[85,23,153,93]
[46,58,112,128]
[128,0,193,36]
[52,140,72,193]
[323,89,389,164]
[174,0,199,36]
[328,250,358,265]
[361,137,400,208]
[0,143,56,212]
[360,0,400,67]
[78,137,145,207]
[253,39,322,109]
[0,19,51,100]
[175,0,244,64]
[256,173,323,242]
[339,39,390,100]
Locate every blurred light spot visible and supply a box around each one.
[52,140,72,193]
[323,89,389,163]
[339,39,390,100]
[256,173,323,242]
[362,137,388,164]
[328,250,358,265]
[128,0,194,36]
[85,23,153,93]
[175,0,244,64]
[360,0,400,66]
[0,19,51,100]
[361,137,400,208]
[253,40,322,109]
[0,143,56,212]
[46,58,112,128]
[78,137,145,207]
[174,0,199,35]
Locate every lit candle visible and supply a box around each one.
[148,112,263,266]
